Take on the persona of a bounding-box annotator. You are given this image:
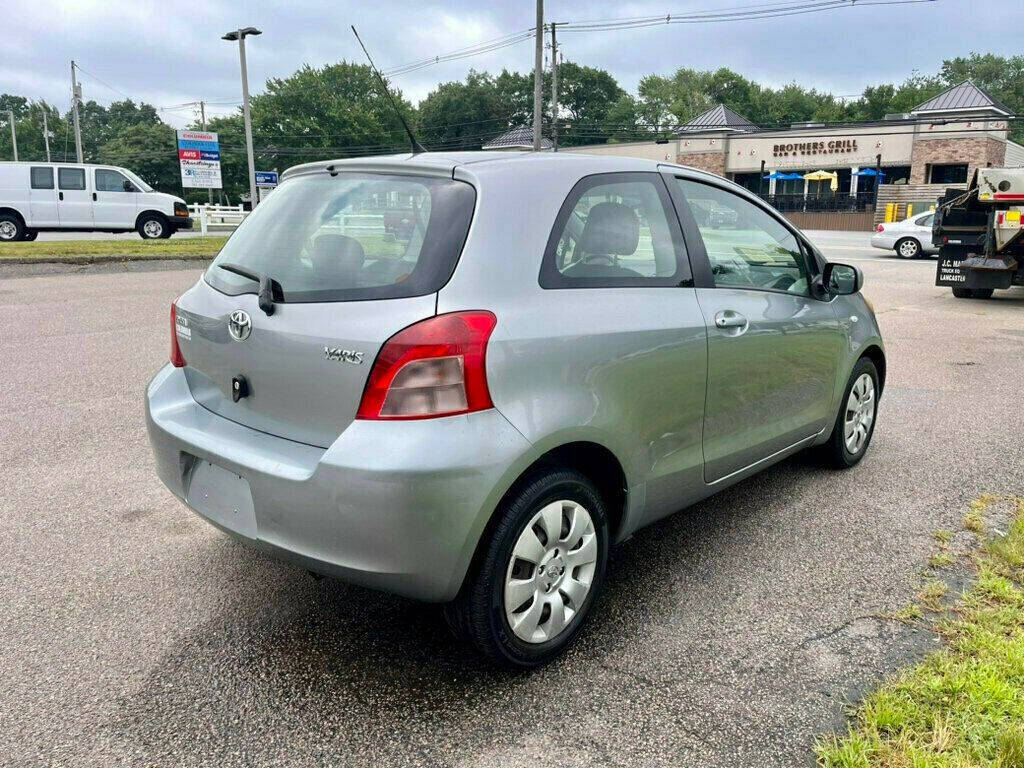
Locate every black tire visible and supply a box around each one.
[820,357,879,469]
[22,229,38,241]
[137,214,167,240]
[0,213,25,243]
[952,287,994,299]
[894,237,920,259]
[447,468,609,668]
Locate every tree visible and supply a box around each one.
[251,61,415,156]
[418,70,511,150]
[554,62,625,146]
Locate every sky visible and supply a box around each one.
[2,0,1020,130]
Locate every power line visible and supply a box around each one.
[382,0,935,78]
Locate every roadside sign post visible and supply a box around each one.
[177,129,223,191]
[255,171,278,204]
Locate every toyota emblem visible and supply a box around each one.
[228,309,252,342]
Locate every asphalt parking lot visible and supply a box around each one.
[2,236,1023,767]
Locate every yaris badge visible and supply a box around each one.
[228,310,252,341]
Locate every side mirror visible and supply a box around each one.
[822,262,863,295]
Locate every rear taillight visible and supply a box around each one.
[357,311,496,420]
[876,224,885,232]
[170,301,186,368]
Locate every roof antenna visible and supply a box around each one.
[351,25,427,154]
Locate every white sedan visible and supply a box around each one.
[870,212,939,259]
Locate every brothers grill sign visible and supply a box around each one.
[773,139,858,157]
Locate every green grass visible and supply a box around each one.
[817,496,1024,768]
[0,236,228,262]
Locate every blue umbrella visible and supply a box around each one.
[763,171,805,180]
[854,168,886,177]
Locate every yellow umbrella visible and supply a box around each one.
[804,169,839,191]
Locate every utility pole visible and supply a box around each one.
[223,27,261,210]
[549,22,559,152]
[70,61,84,163]
[532,0,543,150]
[199,100,213,205]
[6,110,16,161]
[42,109,51,162]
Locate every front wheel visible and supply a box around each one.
[447,468,609,668]
[895,237,921,259]
[820,357,879,469]
[22,229,38,241]
[137,214,167,240]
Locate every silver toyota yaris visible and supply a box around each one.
[146,152,885,667]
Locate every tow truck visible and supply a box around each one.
[933,166,1024,299]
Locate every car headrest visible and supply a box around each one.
[311,234,365,282]
[580,202,639,256]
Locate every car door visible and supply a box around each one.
[28,166,59,226]
[914,213,936,252]
[56,167,93,228]
[93,168,139,228]
[665,173,844,483]
[506,172,708,523]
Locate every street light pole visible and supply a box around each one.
[42,109,51,162]
[6,110,16,161]
[532,0,543,150]
[71,60,84,163]
[550,23,558,152]
[223,27,261,209]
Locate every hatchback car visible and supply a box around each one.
[146,152,885,667]
[870,211,938,259]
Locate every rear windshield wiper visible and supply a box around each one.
[216,263,284,316]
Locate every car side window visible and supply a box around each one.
[541,173,690,288]
[918,214,934,227]
[58,167,87,191]
[30,167,54,189]
[674,178,811,296]
[95,169,133,192]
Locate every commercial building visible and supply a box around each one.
[576,81,1024,227]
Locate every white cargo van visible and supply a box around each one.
[0,162,192,241]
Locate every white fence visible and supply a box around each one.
[187,204,249,235]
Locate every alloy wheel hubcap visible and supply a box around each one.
[844,373,875,455]
[899,240,918,257]
[0,221,16,240]
[144,220,163,237]
[504,499,598,644]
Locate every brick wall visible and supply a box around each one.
[675,151,726,176]
[909,137,1005,184]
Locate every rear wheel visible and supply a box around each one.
[137,214,167,240]
[0,213,25,243]
[895,237,920,259]
[820,357,879,469]
[952,287,994,299]
[447,468,609,667]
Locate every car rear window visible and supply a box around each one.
[205,172,476,303]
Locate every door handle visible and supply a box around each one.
[59,191,64,201]
[714,310,748,330]
[92,192,97,201]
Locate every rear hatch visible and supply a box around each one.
[175,167,476,448]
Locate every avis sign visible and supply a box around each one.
[176,130,222,189]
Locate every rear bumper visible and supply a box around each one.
[145,364,532,601]
[870,233,897,251]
